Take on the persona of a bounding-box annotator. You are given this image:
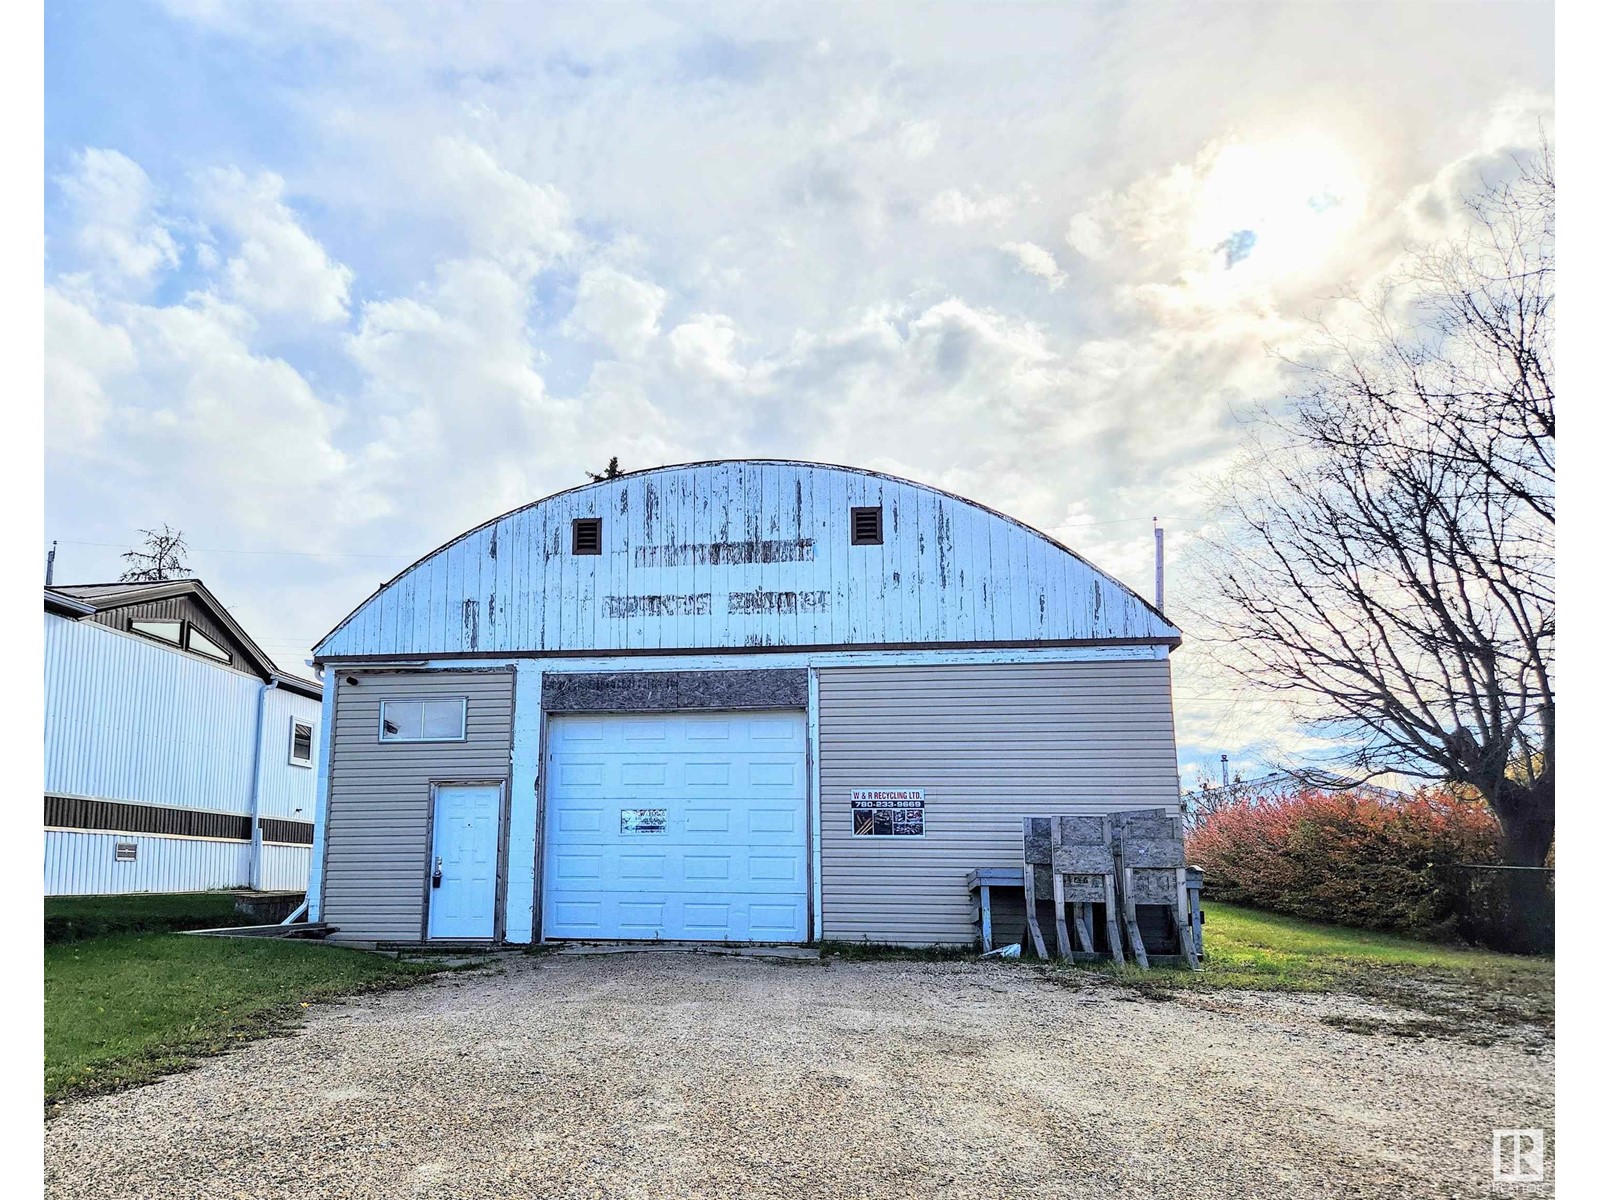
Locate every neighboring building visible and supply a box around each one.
[308,460,1183,947]
[44,580,321,896]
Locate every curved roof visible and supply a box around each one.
[315,459,1179,659]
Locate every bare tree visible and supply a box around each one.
[119,524,194,583]
[1193,144,1553,866]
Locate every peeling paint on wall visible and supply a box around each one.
[462,599,480,650]
[603,594,713,618]
[728,590,832,615]
[633,539,815,568]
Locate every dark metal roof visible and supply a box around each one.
[43,588,96,616]
[45,579,320,698]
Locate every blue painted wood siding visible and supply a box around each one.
[317,461,1178,658]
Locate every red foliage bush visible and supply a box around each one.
[1188,787,1502,936]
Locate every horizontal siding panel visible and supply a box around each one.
[321,670,513,941]
[818,660,1180,946]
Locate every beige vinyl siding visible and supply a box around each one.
[817,660,1180,946]
[321,669,513,942]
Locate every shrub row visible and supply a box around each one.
[1188,787,1503,940]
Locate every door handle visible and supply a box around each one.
[432,856,444,889]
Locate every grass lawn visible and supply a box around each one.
[45,933,446,1107]
[1186,902,1553,989]
[44,891,258,944]
[1064,902,1554,1042]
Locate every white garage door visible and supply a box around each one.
[542,710,810,942]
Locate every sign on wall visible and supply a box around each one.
[850,788,925,837]
[621,808,668,834]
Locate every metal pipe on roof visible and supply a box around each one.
[1154,518,1165,613]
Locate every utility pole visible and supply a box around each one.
[45,540,57,587]
[1220,753,1230,790]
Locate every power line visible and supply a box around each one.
[45,538,413,561]
[1043,516,1202,531]
[49,514,1207,559]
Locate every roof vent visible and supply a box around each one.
[851,506,883,546]
[572,517,603,555]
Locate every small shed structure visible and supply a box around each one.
[44,580,321,895]
[308,460,1183,947]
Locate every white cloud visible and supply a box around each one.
[1065,212,1109,261]
[897,120,941,161]
[426,137,577,277]
[925,186,1017,226]
[999,241,1066,291]
[44,287,137,451]
[343,256,580,537]
[55,149,180,288]
[195,167,353,323]
[667,314,746,383]
[561,266,668,359]
[46,286,369,546]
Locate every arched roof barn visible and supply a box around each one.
[315,460,1178,660]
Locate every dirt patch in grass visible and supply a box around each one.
[1042,902,1554,1049]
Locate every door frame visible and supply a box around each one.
[421,777,508,943]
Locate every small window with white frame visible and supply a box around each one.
[187,627,232,663]
[130,618,182,645]
[289,720,315,767]
[379,698,468,742]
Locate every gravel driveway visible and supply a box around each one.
[45,951,1553,1199]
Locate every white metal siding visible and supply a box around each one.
[320,670,513,942]
[816,661,1181,946]
[317,461,1178,658]
[44,831,251,897]
[44,613,319,895]
[542,711,809,942]
[256,687,322,822]
[46,613,258,812]
[259,843,313,893]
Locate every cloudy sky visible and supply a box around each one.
[43,0,1553,788]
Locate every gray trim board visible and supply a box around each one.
[317,636,1181,667]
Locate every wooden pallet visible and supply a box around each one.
[1108,809,1198,970]
[1008,810,1201,970]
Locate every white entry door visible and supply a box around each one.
[542,711,809,942]
[428,784,502,939]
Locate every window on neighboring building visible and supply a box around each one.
[851,506,884,545]
[289,720,315,767]
[186,627,232,663]
[379,698,468,742]
[571,517,603,555]
[130,618,183,645]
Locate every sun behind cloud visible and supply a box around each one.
[1188,134,1368,289]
